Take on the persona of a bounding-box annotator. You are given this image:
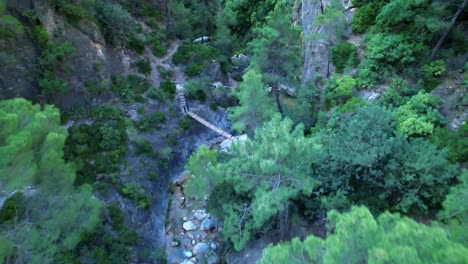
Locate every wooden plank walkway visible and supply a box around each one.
[187,112,233,139]
[176,90,233,139]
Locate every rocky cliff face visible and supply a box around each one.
[1,0,127,108]
[301,0,352,86]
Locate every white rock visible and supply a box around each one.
[192,243,209,255]
[183,221,197,231]
[191,239,196,245]
[194,209,208,220]
[210,242,217,251]
[183,251,193,258]
[170,240,179,247]
[183,216,188,221]
[200,217,216,231]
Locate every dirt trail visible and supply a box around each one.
[148,41,187,87]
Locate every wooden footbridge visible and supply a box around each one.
[176,90,234,139]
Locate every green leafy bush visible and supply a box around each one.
[39,71,68,98]
[326,75,356,106]
[159,79,176,97]
[351,4,377,33]
[133,138,153,156]
[111,75,151,103]
[393,92,443,136]
[148,34,166,57]
[0,13,24,40]
[120,183,151,209]
[133,59,151,76]
[127,36,145,54]
[95,1,137,46]
[147,87,169,102]
[331,42,360,73]
[185,63,204,77]
[419,60,446,91]
[52,0,87,23]
[178,116,191,131]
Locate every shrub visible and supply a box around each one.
[127,36,145,54]
[326,75,357,106]
[86,80,107,95]
[111,75,151,102]
[0,14,24,40]
[30,25,50,48]
[419,60,446,91]
[120,183,151,209]
[351,4,376,33]
[185,63,204,77]
[53,0,87,23]
[159,79,176,97]
[39,71,68,98]
[158,147,173,169]
[95,1,137,46]
[178,116,191,131]
[331,42,360,73]
[133,138,153,156]
[133,59,151,76]
[149,34,166,57]
[147,87,168,102]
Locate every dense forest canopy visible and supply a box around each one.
[0,0,467,263]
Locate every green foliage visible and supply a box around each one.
[258,206,468,264]
[248,0,302,87]
[95,1,137,47]
[159,79,176,97]
[134,112,166,132]
[127,35,145,54]
[39,70,69,98]
[148,33,166,57]
[178,115,191,131]
[64,106,127,185]
[0,192,25,224]
[110,75,151,103]
[147,87,169,102]
[133,59,151,76]
[187,115,319,250]
[0,12,24,40]
[419,59,446,91]
[326,75,356,106]
[173,43,219,71]
[228,70,276,135]
[50,0,88,23]
[184,78,209,102]
[351,4,377,33]
[0,99,101,263]
[438,170,468,245]
[314,105,455,213]
[36,42,75,99]
[393,91,443,136]
[331,42,359,73]
[363,33,420,73]
[120,183,151,209]
[185,63,204,77]
[432,123,468,164]
[132,138,153,156]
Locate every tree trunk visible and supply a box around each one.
[431,0,467,59]
[274,87,284,114]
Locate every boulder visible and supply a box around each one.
[210,242,218,251]
[200,217,216,231]
[192,243,209,255]
[170,240,179,247]
[183,221,197,231]
[183,251,193,258]
[194,209,208,221]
